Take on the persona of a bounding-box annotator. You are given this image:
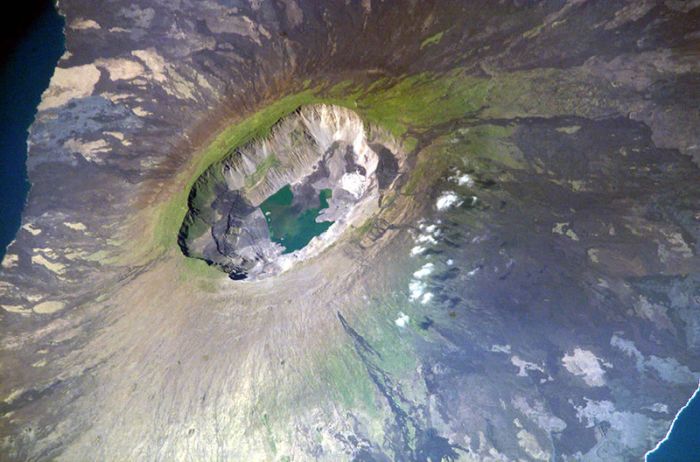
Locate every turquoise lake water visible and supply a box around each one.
[259,185,333,254]
[0,2,64,260]
[0,4,698,459]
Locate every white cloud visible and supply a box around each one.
[410,246,425,257]
[395,312,410,327]
[409,280,426,301]
[436,191,463,211]
[413,263,434,279]
[457,173,475,187]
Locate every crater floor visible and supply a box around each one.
[179,104,403,280]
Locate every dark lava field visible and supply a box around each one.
[1,1,699,461]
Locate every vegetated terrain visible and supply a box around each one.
[1,1,699,461]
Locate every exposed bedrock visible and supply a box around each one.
[0,1,699,461]
[179,104,402,280]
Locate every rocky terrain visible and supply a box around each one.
[179,104,402,280]
[1,1,699,461]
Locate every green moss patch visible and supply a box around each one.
[150,64,617,266]
[420,30,445,49]
[151,90,321,255]
[245,153,281,190]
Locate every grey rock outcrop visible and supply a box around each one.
[179,104,401,280]
[0,1,699,461]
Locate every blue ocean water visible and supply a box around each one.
[0,3,697,460]
[647,384,700,462]
[0,3,64,260]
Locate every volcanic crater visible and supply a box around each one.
[178,104,403,280]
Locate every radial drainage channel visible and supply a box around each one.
[178,104,402,281]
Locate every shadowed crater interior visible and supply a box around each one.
[178,104,403,280]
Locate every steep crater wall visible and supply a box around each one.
[179,104,403,280]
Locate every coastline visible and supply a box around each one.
[0,2,64,260]
[646,382,700,461]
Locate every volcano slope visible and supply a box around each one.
[1,1,700,461]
